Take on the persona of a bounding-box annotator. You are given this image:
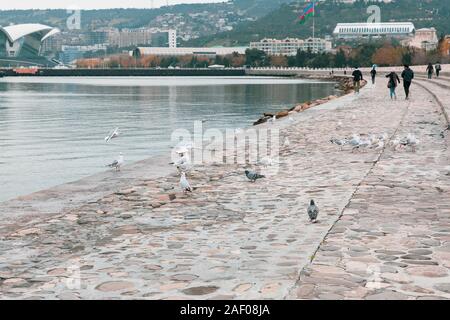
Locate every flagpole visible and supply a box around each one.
[312,1,315,54]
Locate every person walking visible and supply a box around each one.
[386,71,400,100]
[370,67,377,84]
[426,63,434,79]
[435,62,442,78]
[401,65,414,100]
[352,67,363,94]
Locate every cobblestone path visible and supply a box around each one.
[0,77,449,300]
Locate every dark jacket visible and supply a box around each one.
[401,68,414,82]
[370,69,377,77]
[386,72,400,88]
[352,69,363,81]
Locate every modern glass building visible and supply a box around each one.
[0,23,60,66]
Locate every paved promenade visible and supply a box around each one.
[0,75,449,300]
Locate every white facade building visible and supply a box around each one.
[249,37,333,55]
[402,28,439,51]
[333,22,415,39]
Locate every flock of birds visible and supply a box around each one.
[330,132,419,152]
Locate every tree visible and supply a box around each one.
[334,49,347,68]
[245,48,267,67]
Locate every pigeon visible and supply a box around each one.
[245,170,265,182]
[180,172,192,193]
[105,127,120,142]
[330,138,348,149]
[107,152,124,171]
[307,200,319,223]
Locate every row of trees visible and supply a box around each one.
[76,52,246,69]
[76,42,450,69]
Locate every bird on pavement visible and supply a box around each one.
[107,152,124,171]
[180,172,192,193]
[245,170,265,182]
[307,200,319,223]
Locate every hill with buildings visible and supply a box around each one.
[186,0,450,46]
[0,0,293,42]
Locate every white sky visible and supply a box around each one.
[0,0,225,10]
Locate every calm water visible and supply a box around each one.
[0,76,337,202]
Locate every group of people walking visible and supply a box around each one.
[352,62,442,100]
[427,62,442,79]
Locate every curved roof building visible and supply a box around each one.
[0,24,60,66]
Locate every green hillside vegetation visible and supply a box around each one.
[185,0,450,47]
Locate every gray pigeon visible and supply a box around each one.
[245,170,265,182]
[307,200,319,223]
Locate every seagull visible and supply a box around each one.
[107,152,124,171]
[269,115,276,124]
[180,172,192,193]
[105,127,120,142]
[245,170,265,182]
[390,138,401,150]
[374,140,385,150]
[307,200,319,223]
[174,153,192,173]
[406,133,419,152]
[283,137,290,147]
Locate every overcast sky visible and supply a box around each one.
[0,0,225,10]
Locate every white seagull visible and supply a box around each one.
[180,172,192,193]
[105,127,120,142]
[107,152,124,171]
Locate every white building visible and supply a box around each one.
[0,23,60,58]
[108,28,177,48]
[249,37,333,55]
[131,46,248,57]
[402,28,439,51]
[333,22,415,39]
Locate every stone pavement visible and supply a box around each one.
[288,77,450,300]
[0,77,449,300]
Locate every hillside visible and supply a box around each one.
[185,0,450,46]
[0,1,292,33]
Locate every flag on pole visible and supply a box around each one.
[299,2,316,24]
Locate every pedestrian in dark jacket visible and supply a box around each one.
[370,67,377,84]
[426,63,434,79]
[435,62,442,78]
[386,71,400,100]
[352,67,363,94]
[401,65,414,100]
